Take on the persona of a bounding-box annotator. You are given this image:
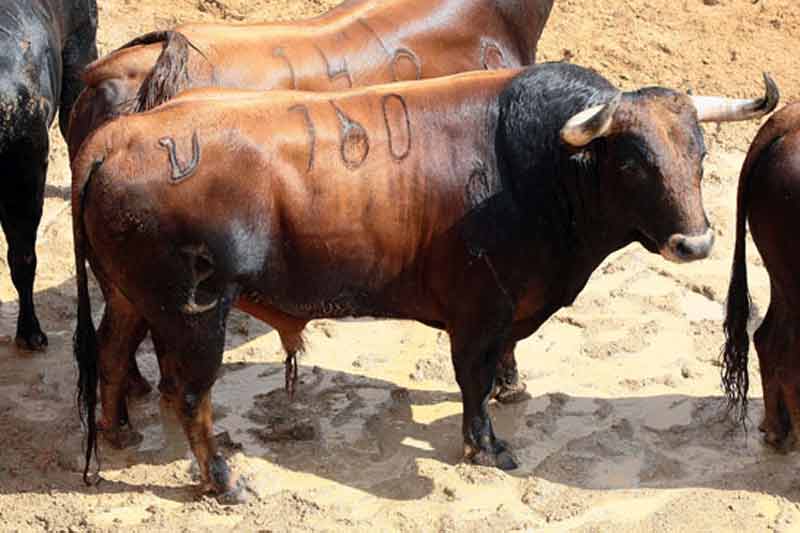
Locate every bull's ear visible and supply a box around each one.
[560,93,622,147]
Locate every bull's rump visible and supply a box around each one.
[79,71,517,322]
[0,2,60,134]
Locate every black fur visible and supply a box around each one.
[495,63,617,267]
[0,0,98,350]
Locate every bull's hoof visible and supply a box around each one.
[762,430,793,452]
[763,432,787,450]
[127,374,153,400]
[200,477,252,505]
[759,415,791,451]
[216,480,252,505]
[465,440,519,470]
[493,380,530,404]
[15,329,48,352]
[102,426,143,450]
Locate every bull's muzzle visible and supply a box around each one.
[660,228,715,263]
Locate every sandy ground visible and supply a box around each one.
[1,0,799,531]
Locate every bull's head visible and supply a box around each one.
[560,74,778,263]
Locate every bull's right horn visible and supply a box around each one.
[561,93,622,147]
[691,73,779,123]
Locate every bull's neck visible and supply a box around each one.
[507,151,635,306]
[555,156,633,266]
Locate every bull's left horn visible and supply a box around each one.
[561,93,622,147]
[691,73,779,123]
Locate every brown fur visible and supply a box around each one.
[67,0,555,157]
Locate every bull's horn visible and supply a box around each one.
[691,73,779,123]
[561,93,622,147]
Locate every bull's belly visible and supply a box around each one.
[238,285,424,323]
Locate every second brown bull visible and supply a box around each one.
[72,63,777,500]
[68,0,556,407]
[67,0,555,155]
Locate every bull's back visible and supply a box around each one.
[196,0,523,90]
[83,0,530,101]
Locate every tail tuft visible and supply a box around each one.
[133,31,192,112]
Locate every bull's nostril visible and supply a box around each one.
[675,239,692,258]
[663,230,713,263]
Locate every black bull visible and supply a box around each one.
[72,63,777,499]
[0,0,97,350]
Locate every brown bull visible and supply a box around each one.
[72,63,777,500]
[67,0,555,156]
[68,0,556,406]
[722,102,800,448]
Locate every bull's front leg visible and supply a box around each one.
[449,315,519,470]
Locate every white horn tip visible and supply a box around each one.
[560,93,622,148]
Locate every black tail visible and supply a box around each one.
[117,30,194,113]
[73,158,103,485]
[721,156,753,423]
[722,105,788,423]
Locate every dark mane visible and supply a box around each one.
[495,62,618,251]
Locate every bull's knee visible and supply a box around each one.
[182,392,201,419]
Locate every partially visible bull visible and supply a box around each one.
[67,0,556,157]
[72,63,777,500]
[0,0,97,350]
[722,102,800,448]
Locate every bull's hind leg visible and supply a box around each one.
[772,329,800,449]
[492,342,528,404]
[753,293,791,448]
[96,285,148,448]
[450,325,518,470]
[150,304,246,502]
[0,138,48,351]
[126,353,154,399]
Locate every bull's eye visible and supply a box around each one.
[620,159,643,175]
